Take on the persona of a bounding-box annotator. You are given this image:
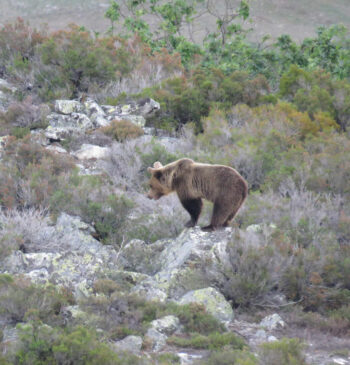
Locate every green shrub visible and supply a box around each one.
[167,332,246,350]
[12,322,129,365]
[259,338,306,365]
[0,275,73,325]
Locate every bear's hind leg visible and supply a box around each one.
[202,200,231,231]
[180,198,203,228]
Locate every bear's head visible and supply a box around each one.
[147,161,173,200]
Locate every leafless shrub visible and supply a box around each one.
[125,191,187,242]
[4,96,49,129]
[217,229,294,307]
[0,208,58,257]
[99,139,144,190]
[229,145,265,190]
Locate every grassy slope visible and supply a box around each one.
[0,0,349,41]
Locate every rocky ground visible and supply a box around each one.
[0,77,350,364]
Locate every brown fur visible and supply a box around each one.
[147,158,248,231]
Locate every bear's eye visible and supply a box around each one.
[154,171,162,180]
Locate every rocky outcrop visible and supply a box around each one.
[120,227,233,304]
[72,143,110,160]
[1,213,118,298]
[45,97,159,141]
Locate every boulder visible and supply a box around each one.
[121,114,146,127]
[55,100,82,114]
[46,144,68,154]
[260,313,285,330]
[178,287,234,324]
[149,315,180,336]
[45,112,93,140]
[84,99,106,118]
[145,327,167,352]
[72,144,109,160]
[1,213,118,299]
[112,335,143,354]
[130,277,168,303]
[154,228,232,298]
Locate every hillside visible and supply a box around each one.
[0,3,350,365]
[0,0,349,41]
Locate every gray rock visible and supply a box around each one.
[93,114,110,128]
[137,98,160,116]
[118,239,165,275]
[153,228,233,298]
[113,335,143,354]
[254,329,267,341]
[0,78,17,94]
[45,112,93,140]
[72,144,109,160]
[131,277,167,303]
[145,327,167,352]
[260,313,285,330]
[55,100,82,114]
[149,315,180,336]
[178,287,234,324]
[178,352,204,364]
[45,144,68,154]
[101,98,159,120]
[1,213,118,299]
[121,114,146,127]
[84,99,106,118]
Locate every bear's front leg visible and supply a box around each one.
[179,197,203,228]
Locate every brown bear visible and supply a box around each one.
[147,158,248,231]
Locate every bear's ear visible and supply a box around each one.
[147,167,155,173]
[153,161,163,168]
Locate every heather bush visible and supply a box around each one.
[167,332,246,350]
[0,18,45,79]
[0,275,73,326]
[99,119,144,142]
[10,322,131,365]
[259,338,306,365]
[79,294,224,338]
[216,229,292,307]
[0,136,75,209]
[3,97,49,130]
